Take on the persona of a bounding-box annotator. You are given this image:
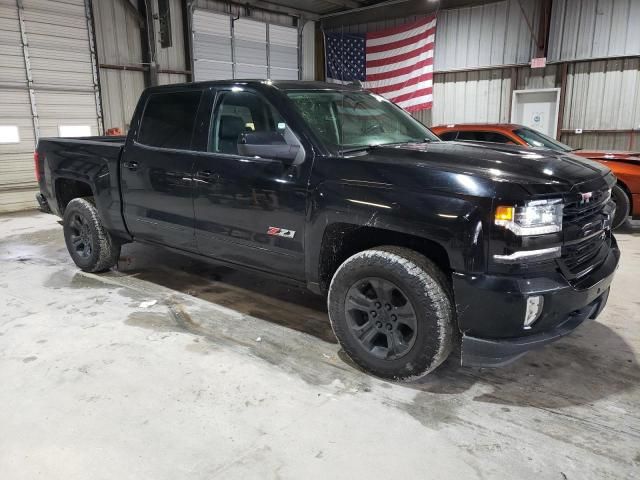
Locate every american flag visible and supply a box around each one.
[325,16,436,112]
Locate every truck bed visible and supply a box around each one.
[36,135,129,240]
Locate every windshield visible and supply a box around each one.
[286,90,439,154]
[514,127,574,153]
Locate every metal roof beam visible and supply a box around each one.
[239,1,321,20]
[323,0,363,9]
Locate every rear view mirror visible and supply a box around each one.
[237,132,300,162]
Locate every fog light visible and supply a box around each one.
[524,295,544,328]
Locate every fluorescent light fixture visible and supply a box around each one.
[0,125,20,144]
[58,125,91,137]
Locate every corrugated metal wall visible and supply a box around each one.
[0,0,101,212]
[153,0,188,85]
[431,68,512,125]
[549,0,640,62]
[92,0,145,131]
[561,57,640,150]
[435,0,541,71]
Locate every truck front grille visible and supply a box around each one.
[561,231,610,277]
[558,186,612,279]
[562,187,611,223]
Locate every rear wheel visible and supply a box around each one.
[328,246,455,381]
[63,198,120,273]
[611,183,630,230]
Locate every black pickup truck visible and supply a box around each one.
[35,80,620,380]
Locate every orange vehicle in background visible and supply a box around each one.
[431,123,640,229]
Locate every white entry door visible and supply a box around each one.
[511,88,561,138]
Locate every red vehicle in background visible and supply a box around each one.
[431,123,640,229]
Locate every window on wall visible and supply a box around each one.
[138,91,202,150]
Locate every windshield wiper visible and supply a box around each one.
[339,145,375,154]
[340,139,433,154]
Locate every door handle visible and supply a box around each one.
[123,161,139,171]
[196,170,220,181]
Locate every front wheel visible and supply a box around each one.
[62,198,121,273]
[328,246,455,381]
[611,184,630,230]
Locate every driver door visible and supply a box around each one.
[192,88,309,280]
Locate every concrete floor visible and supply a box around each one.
[1,211,639,480]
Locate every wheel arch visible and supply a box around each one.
[615,179,633,216]
[54,176,95,215]
[315,223,452,295]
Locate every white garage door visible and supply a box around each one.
[192,9,298,82]
[0,0,101,212]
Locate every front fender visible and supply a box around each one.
[304,180,492,287]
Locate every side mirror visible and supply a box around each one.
[237,132,300,162]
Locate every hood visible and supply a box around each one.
[574,149,640,163]
[355,141,611,186]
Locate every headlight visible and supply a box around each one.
[495,199,563,236]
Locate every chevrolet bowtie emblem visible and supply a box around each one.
[580,192,593,204]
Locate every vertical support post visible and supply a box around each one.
[556,62,568,141]
[139,0,159,86]
[316,22,325,81]
[16,0,39,143]
[84,0,104,135]
[266,22,271,80]
[537,0,552,58]
[507,67,517,123]
[230,15,236,79]
[297,18,303,81]
[182,0,193,82]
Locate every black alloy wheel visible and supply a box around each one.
[345,277,417,360]
[68,212,93,259]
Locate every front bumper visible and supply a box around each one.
[453,237,620,367]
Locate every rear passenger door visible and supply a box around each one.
[121,89,205,251]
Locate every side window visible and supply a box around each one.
[481,132,513,144]
[138,91,202,150]
[455,131,482,141]
[210,91,289,154]
[438,131,458,141]
[456,131,512,144]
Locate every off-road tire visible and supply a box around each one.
[611,183,630,230]
[62,198,120,273]
[328,246,455,381]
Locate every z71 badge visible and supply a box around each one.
[267,227,296,238]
